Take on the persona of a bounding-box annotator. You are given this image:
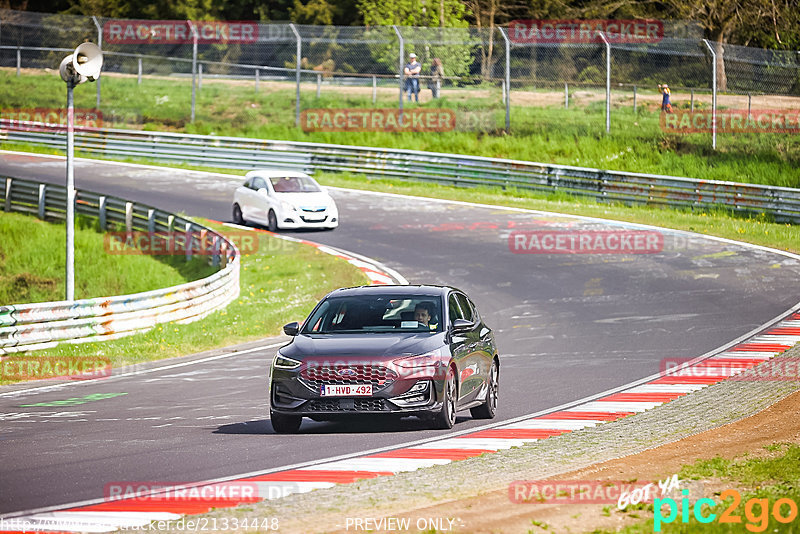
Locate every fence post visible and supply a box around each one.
[137,56,142,85]
[393,25,404,116]
[690,89,694,112]
[599,32,611,133]
[566,82,570,109]
[16,47,20,76]
[212,236,220,268]
[98,195,107,230]
[147,208,156,234]
[198,63,203,90]
[702,39,717,150]
[498,27,511,133]
[255,67,260,93]
[316,72,320,97]
[92,16,102,110]
[188,20,198,123]
[372,75,377,104]
[748,92,751,119]
[289,23,301,127]
[632,85,636,112]
[38,184,46,219]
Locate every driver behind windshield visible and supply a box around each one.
[414,302,436,328]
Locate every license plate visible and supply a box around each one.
[321,384,372,396]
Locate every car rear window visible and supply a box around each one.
[302,294,443,334]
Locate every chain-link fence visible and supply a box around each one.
[1,9,799,146]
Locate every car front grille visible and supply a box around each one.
[299,364,398,392]
[299,215,328,223]
[307,398,388,412]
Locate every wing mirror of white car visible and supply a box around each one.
[257,187,270,196]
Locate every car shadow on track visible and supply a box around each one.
[214,415,471,435]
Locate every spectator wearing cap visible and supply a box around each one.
[404,53,422,102]
[658,83,672,113]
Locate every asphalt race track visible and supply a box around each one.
[2,152,800,515]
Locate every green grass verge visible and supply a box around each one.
[0,221,367,385]
[0,211,215,304]
[604,443,800,533]
[1,70,798,187]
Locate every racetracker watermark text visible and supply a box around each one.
[509,19,664,43]
[660,109,800,134]
[0,108,102,132]
[1,357,111,380]
[509,230,664,254]
[103,20,258,44]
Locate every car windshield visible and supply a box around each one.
[302,294,443,334]
[270,176,321,193]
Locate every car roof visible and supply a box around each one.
[245,169,313,179]
[324,285,458,298]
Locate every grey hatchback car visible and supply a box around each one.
[269,285,499,433]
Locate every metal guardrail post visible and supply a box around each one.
[703,39,717,150]
[38,183,46,219]
[598,32,611,133]
[99,195,106,230]
[185,222,193,261]
[147,208,156,234]
[187,20,198,123]
[92,16,102,110]
[4,177,11,212]
[497,27,511,132]
[125,201,133,234]
[289,23,301,128]
[393,25,404,116]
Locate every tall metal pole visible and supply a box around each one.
[498,28,511,132]
[703,39,717,150]
[66,80,75,301]
[393,26,404,116]
[599,32,611,133]
[188,21,198,123]
[92,16,102,110]
[289,23,301,127]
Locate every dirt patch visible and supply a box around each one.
[1,273,58,301]
[333,389,800,533]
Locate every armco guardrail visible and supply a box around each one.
[0,176,240,356]
[2,121,800,223]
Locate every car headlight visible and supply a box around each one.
[280,200,296,212]
[273,352,302,369]
[393,350,443,369]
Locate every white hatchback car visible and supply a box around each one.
[232,170,339,231]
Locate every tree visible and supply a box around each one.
[463,0,527,79]
[357,0,474,79]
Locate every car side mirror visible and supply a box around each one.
[258,187,270,196]
[283,321,300,336]
[451,318,472,332]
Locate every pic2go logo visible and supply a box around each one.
[654,489,798,532]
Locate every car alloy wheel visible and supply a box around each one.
[267,210,278,232]
[270,410,301,434]
[432,367,457,429]
[232,204,244,225]
[471,359,498,419]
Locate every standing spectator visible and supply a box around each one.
[404,53,421,102]
[429,58,444,99]
[658,83,672,113]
